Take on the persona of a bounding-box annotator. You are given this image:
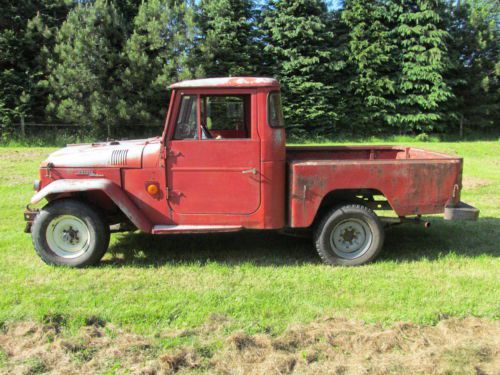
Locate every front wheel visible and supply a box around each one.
[32,199,110,267]
[314,204,384,266]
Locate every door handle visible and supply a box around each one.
[242,168,257,175]
[168,151,183,157]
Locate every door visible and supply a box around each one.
[166,92,261,215]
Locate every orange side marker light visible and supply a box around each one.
[147,183,159,196]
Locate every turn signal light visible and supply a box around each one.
[146,183,159,196]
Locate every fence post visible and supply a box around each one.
[20,114,26,138]
[459,113,464,139]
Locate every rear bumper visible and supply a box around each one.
[444,201,479,221]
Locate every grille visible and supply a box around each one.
[109,149,128,165]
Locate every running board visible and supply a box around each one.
[152,225,242,234]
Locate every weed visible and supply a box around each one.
[24,357,48,374]
[0,348,7,368]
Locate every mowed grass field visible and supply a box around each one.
[0,140,498,374]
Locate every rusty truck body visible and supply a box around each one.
[25,77,479,267]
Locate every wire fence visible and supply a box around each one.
[12,118,163,140]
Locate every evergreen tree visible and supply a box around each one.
[325,7,350,135]
[47,0,127,137]
[197,0,260,77]
[388,0,453,133]
[261,0,339,136]
[123,0,199,125]
[444,0,499,135]
[341,0,399,134]
[116,0,143,29]
[2,0,498,141]
[0,1,70,131]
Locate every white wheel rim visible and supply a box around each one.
[330,218,373,259]
[46,215,91,258]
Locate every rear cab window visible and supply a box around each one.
[268,92,284,128]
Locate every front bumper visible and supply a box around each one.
[444,201,479,221]
[24,206,39,233]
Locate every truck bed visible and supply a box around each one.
[286,145,463,227]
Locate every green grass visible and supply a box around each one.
[0,347,6,369]
[0,141,498,342]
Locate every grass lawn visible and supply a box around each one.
[0,140,498,374]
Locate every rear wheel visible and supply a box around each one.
[32,199,110,267]
[314,204,384,266]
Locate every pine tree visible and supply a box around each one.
[116,0,143,30]
[341,0,399,134]
[444,0,499,135]
[197,0,259,77]
[123,0,199,125]
[388,0,453,133]
[47,0,127,137]
[0,1,70,131]
[261,0,339,136]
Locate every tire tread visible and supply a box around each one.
[31,199,110,267]
[314,204,384,266]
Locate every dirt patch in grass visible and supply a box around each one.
[0,316,498,375]
[462,176,492,190]
[1,175,32,186]
[0,149,50,162]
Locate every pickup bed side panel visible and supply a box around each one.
[289,159,462,228]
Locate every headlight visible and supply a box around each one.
[33,180,41,191]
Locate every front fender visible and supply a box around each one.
[30,179,152,233]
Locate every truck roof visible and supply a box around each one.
[169,77,280,89]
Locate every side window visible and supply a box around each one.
[268,92,284,128]
[173,95,198,140]
[200,95,250,139]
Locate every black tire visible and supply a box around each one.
[314,204,384,266]
[32,199,110,267]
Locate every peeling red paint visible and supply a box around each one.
[287,146,463,227]
[169,77,279,89]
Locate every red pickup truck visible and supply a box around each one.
[25,77,479,267]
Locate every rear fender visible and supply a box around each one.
[30,179,152,233]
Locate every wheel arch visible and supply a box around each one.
[312,188,394,228]
[31,179,152,233]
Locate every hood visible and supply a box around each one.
[43,138,159,168]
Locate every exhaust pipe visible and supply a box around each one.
[400,216,431,228]
[381,216,431,228]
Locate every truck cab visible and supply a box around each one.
[160,77,286,229]
[25,77,479,268]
